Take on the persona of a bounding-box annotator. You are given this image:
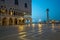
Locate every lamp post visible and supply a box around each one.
[46,8,49,25]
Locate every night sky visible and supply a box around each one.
[32,0,60,22]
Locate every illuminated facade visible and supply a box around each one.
[0,0,32,25]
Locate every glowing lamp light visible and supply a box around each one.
[20,17,24,20]
[38,24,42,27]
[10,12,13,15]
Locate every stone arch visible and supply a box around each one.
[19,17,25,25]
[26,18,31,23]
[22,18,25,23]
[14,18,17,25]
[27,19,30,23]
[2,17,7,25]
[25,17,32,24]
[9,18,13,25]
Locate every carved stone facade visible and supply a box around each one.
[0,0,32,26]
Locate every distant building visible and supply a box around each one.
[0,0,32,25]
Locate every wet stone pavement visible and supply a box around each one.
[0,23,60,40]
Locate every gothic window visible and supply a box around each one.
[24,3,28,8]
[14,0,18,5]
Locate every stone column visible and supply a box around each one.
[0,17,1,25]
[7,9,9,16]
[13,18,14,25]
[7,17,9,26]
[30,18,32,25]
[1,17,2,26]
[17,18,19,25]
[24,18,26,24]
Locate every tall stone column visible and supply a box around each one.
[46,8,49,24]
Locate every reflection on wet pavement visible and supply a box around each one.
[51,23,56,32]
[0,24,60,40]
[38,23,42,34]
[18,25,25,32]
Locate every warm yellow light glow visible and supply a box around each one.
[21,17,23,20]
[19,32,27,40]
[38,23,42,33]
[32,24,35,28]
[18,32,26,35]
[20,17,24,22]
[38,23,42,27]
[52,23,55,30]
[10,12,13,15]
[51,23,56,32]
[19,35,27,40]
[38,28,42,33]
[1,9,5,13]
[18,25,27,40]
[32,24,35,32]
[18,25,25,32]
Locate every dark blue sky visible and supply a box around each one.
[32,0,60,21]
